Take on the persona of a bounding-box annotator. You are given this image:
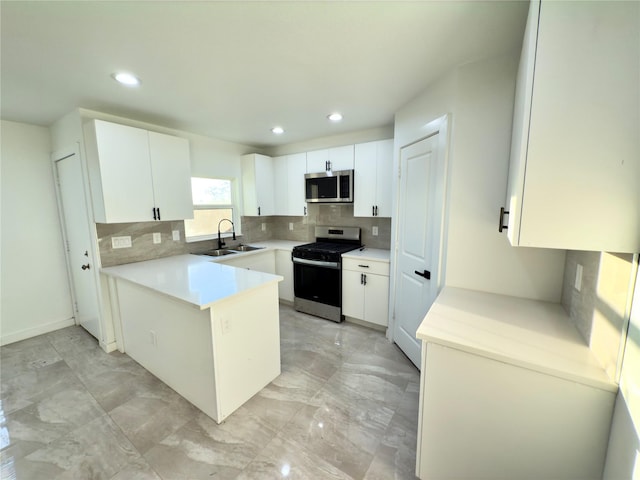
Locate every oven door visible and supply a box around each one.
[293,258,341,307]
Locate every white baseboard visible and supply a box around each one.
[1,317,76,346]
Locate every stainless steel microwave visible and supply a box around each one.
[305,169,354,203]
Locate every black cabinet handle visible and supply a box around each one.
[304,206,307,215]
[363,274,367,286]
[498,207,509,232]
[258,206,261,216]
[360,273,364,285]
[375,206,379,216]
[157,207,161,221]
[153,207,157,220]
[358,264,369,268]
[414,270,431,280]
[81,264,91,270]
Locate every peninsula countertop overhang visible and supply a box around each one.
[101,254,283,310]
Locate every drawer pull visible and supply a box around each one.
[358,264,370,268]
[498,207,509,233]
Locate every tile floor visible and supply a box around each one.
[0,304,420,479]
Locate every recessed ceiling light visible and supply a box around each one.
[327,112,343,122]
[112,72,141,87]
[271,126,284,134]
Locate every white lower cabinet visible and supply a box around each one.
[275,250,294,302]
[416,288,617,480]
[219,250,275,274]
[342,257,389,327]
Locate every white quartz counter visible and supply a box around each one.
[417,287,616,392]
[101,254,282,310]
[250,240,304,251]
[342,247,390,262]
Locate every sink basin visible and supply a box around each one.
[202,249,237,257]
[230,245,264,252]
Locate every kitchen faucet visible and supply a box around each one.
[217,218,236,249]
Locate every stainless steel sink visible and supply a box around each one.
[230,245,264,252]
[202,249,237,257]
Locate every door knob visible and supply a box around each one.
[81,264,91,270]
[414,269,431,280]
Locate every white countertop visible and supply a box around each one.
[101,254,282,310]
[416,287,616,392]
[342,247,390,262]
[249,240,304,251]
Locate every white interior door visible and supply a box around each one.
[393,132,447,367]
[55,151,101,339]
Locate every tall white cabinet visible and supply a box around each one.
[83,119,193,223]
[353,139,393,217]
[273,153,307,216]
[503,0,639,252]
[241,154,275,216]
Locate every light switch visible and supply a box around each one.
[153,232,161,244]
[289,222,294,231]
[172,230,180,241]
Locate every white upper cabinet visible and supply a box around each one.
[148,132,194,221]
[354,139,393,217]
[242,154,275,216]
[306,145,354,172]
[504,0,639,252]
[83,119,193,223]
[274,153,307,216]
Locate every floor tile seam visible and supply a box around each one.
[230,427,282,479]
[272,429,368,480]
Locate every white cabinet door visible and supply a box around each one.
[354,142,377,217]
[342,269,364,319]
[275,250,294,302]
[306,146,354,172]
[306,149,329,173]
[85,120,155,223]
[273,154,307,216]
[287,153,307,216]
[242,154,274,216]
[505,0,640,252]
[354,139,393,218]
[148,132,193,221]
[328,145,354,171]
[363,273,389,327]
[375,139,394,218]
[273,155,289,215]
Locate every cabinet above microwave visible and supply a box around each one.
[305,169,354,203]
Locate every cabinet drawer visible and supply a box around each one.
[342,258,389,276]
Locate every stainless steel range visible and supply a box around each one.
[292,226,361,322]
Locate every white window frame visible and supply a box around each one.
[184,177,240,243]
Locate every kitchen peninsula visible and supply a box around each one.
[101,254,282,423]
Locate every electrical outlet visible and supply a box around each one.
[575,264,583,291]
[261,223,266,231]
[153,232,161,244]
[289,222,294,231]
[372,226,378,236]
[172,230,180,241]
[112,236,132,249]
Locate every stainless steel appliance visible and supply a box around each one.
[304,169,354,203]
[292,226,361,322]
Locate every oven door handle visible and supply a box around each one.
[292,257,340,269]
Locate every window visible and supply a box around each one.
[184,177,236,242]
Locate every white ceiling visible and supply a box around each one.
[1,1,528,148]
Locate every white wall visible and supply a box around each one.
[1,120,74,344]
[603,264,640,479]
[392,53,565,303]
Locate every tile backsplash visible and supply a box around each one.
[561,250,637,382]
[97,204,391,267]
